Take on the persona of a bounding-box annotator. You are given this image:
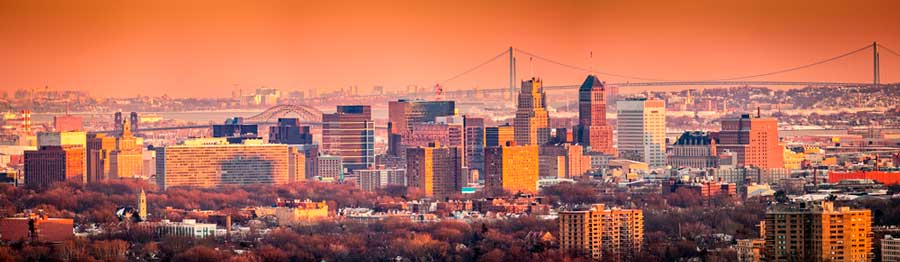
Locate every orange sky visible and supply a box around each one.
[1,0,899,98]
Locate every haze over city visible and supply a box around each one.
[2,1,900,262]
[1,0,899,97]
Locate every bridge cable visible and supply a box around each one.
[513,48,674,81]
[878,44,900,57]
[705,44,873,81]
[438,49,510,85]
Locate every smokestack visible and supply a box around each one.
[757,107,761,118]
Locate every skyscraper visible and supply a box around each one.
[406,143,463,198]
[268,118,313,145]
[576,75,615,155]
[321,105,375,171]
[110,118,143,179]
[559,204,644,261]
[86,133,116,183]
[763,201,872,261]
[717,113,784,169]
[388,99,456,156]
[617,98,667,168]
[485,124,515,147]
[514,78,550,146]
[464,116,486,174]
[484,143,539,194]
[24,145,85,187]
[539,143,588,178]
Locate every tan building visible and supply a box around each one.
[254,199,328,225]
[884,235,900,262]
[406,143,463,197]
[155,139,300,189]
[514,78,550,146]
[86,118,144,182]
[617,98,666,168]
[764,201,873,261]
[539,143,587,178]
[484,143,539,194]
[559,204,644,261]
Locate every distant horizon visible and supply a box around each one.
[2,0,899,98]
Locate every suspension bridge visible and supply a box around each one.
[93,41,898,134]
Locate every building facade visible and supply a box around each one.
[24,145,85,187]
[559,204,644,261]
[576,75,615,155]
[485,124,515,147]
[406,144,463,197]
[388,99,456,156]
[617,98,666,168]
[763,201,873,261]
[269,118,313,145]
[539,143,588,179]
[355,168,407,191]
[717,114,783,169]
[668,131,719,169]
[322,105,375,171]
[514,78,550,146]
[484,144,539,194]
[155,140,297,189]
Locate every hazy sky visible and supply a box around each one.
[1,0,898,98]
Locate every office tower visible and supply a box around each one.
[484,143,539,194]
[559,204,644,261]
[576,75,615,155]
[155,139,296,190]
[53,115,82,132]
[294,144,318,180]
[87,133,116,183]
[394,116,466,161]
[514,77,550,146]
[213,117,259,144]
[321,105,375,171]
[110,118,143,179]
[355,168,407,191]
[668,131,719,168]
[138,189,147,221]
[288,147,306,182]
[485,124,515,147]
[617,98,667,168]
[24,145,85,187]
[316,155,343,181]
[464,116,486,174]
[717,113,784,169]
[388,99,456,156]
[539,143,587,178]
[269,118,313,144]
[883,235,900,262]
[763,201,872,262]
[407,143,463,197]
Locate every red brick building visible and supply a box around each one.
[717,114,783,169]
[24,145,85,187]
[0,214,74,243]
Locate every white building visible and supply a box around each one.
[617,98,666,168]
[884,235,900,262]
[155,219,217,238]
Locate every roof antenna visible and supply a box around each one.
[529,56,534,78]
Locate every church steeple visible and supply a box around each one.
[138,188,147,221]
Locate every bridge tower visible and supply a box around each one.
[873,42,880,88]
[509,46,516,104]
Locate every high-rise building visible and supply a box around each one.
[484,143,539,194]
[393,117,465,160]
[617,98,666,168]
[717,114,784,169]
[321,105,375,171]
[316,155,343,181]
[539,143,588,178]
[24,145,85,187]
[155,139,299,190]
[388,99,456,156]
[514,78,550,146]
[576,75,615,155]
[763,201,873,262]
[485,124,515,147]
[883,235,900,262]
[87,133,116,183]
[464,116,486,174]
[36,131,87,180]
[213,117,259,144]
[406,143,463,197]
[668,131,719,169]
[355,168,407,192]
[268,118,313,145]
[110,118,143,179]
[559,204,644,261]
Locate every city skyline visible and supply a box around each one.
[1,0,899,98]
